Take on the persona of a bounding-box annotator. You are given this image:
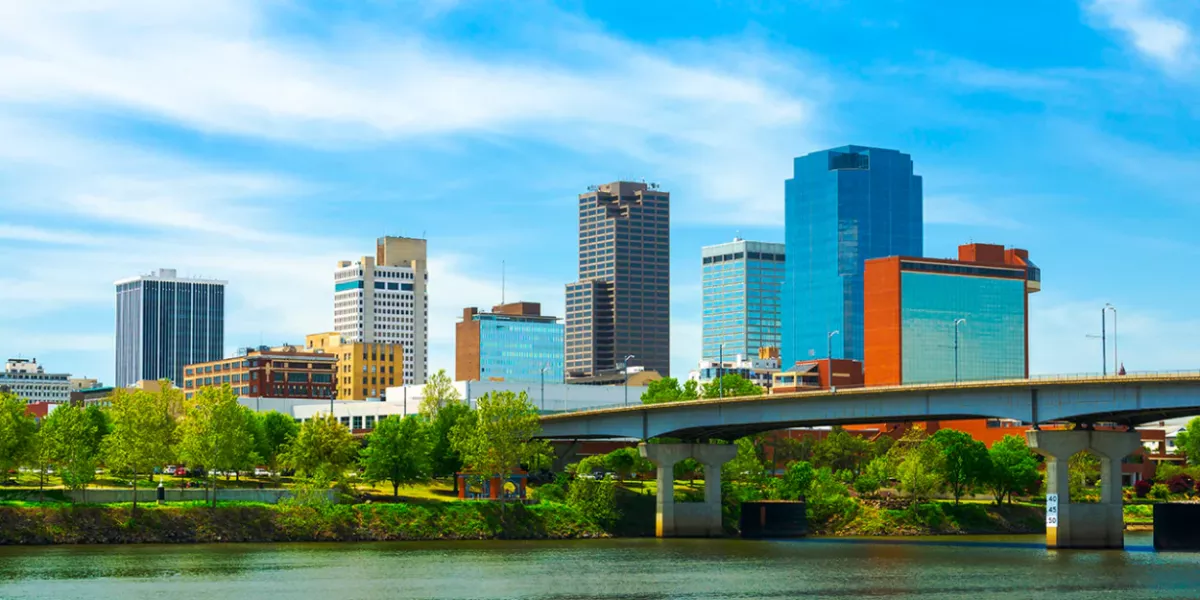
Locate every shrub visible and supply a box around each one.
[531,483,566,504]
[566,477,620,529]
[1134,479,1152,498]
[1149,483,1171,501]
[853,474,881,496]
[775,461,815,501]
[1166,473,1195,495]
[806,467,858,527]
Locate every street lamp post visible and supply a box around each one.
[1101,308,1107,376]
[953,318,967,384]
[826,330,840,389]
[623,354,635,406]
[718,343,725,399]
[1106,303,1118,375]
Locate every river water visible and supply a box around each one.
[1,533,1198,599]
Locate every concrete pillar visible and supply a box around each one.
[639,442,737,538]
[1025,429,1141,549]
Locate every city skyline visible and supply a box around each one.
[4,1,1200,384]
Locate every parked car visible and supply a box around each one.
[254,467,271,477]
[174,467,188,477]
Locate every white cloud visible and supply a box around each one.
[1087,0,1194,71]
[924,195,1022,229]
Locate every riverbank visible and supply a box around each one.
[0,502,608,545]
[824,500,1046,536]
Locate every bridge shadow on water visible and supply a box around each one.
[781,537,1156,553]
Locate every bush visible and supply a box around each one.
[531,483,566,504]
[853,474,881,496]
[806,467,857,527]
[1134,479,1152,498]
[1149,483,1171,501]
[1166,473,1195,495]
[774,461,815,501]
[566,477,620,528]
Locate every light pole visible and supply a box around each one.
[953,318,967,384]
[718,343,725,399]
[623,354,635,406]
[826,330,840,388]
[1106,303,1118,375]
[540,364,549,412]
[1086,309,1108,376]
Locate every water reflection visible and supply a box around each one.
[0,535,1198,600]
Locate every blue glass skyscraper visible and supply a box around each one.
[781,145,923,367]
[115,268,226,387]
[701,238,785,363]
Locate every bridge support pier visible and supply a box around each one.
[639,442,737,538]
[1025,429,1141,549]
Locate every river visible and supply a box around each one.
[1,533,1198,599]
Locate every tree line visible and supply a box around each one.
[0,368,549,508]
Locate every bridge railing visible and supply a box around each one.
[539,369,1200,415]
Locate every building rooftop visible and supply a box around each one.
[114,268,227,286]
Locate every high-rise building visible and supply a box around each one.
[782,145,923,367]
[182,345,337,400]
[334,236,427,385]
[701,238,785,363]
[0,358,70,404]
[565,181,670,379]
[305,333,405,400]
[456,302,564,383]
[115,268,225,387]
[863,243,1040,386]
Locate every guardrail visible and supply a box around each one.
[540,370,1200,416]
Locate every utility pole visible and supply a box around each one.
[1106,303,1118,375]
[826,330,840,389]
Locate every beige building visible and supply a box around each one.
[306,332,405,401]
[334,236,428,385]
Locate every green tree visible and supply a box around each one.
[1173,417,1200,465]
[576,455,607,477]
[103,388,176,509]
[603,447,639,481]
[83,404,111,458]
[567,477,621,528]
[0,392,36,481]
[807,467,857,526]
[986,435,1040,505]
[257,410,299,477]
[723,436,770,486]
[285,414,361,482]
[812,427,872,477]
[768,434,816,473]
[776,460,816,500]
[177,386,256,506]
[896,432,944,503]
[429,401,471,481]
[360,415,433,497]
[929,429,991,504]
[419,369,462,418]
[640,377,699,404]
[700,374,763,399]
[450,391,549,500]
[40,404,98,499]
[1068,451,1101,501]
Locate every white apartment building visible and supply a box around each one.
[1,358,70,404]
[334,237,428,385]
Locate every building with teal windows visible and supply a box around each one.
[864,244,1040,386]
[782,145,923,368]
[702,238,785,364]
[457,303,564,384]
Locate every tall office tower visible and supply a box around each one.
[565,181,670,379]
[701,238,785,363]
[782,145,923,367]
[115,268,226,387]
[334,236,428,385]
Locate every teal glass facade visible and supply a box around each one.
[782,145,922,366]
[900,271,1026,384]
[702,240,785,362]
[478,315,564,384]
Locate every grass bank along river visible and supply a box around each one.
[0,502,609,545]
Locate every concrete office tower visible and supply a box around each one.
[334,236,428,385]
[565,181,670,379]
[701,238,785,363]
[115,268,226,387]
[782,146,923,367]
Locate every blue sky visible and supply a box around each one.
[2,0,1199,384]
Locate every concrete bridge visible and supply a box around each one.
[538,373,1200,546]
